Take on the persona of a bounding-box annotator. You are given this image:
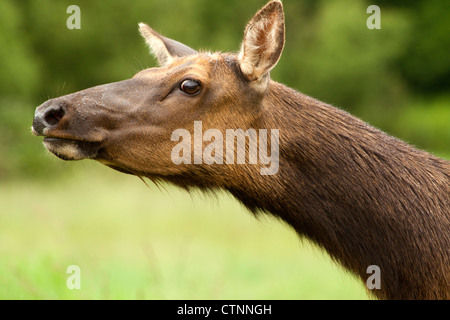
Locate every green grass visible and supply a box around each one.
[0,163,368,299]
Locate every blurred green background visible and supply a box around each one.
[0,0,448,299]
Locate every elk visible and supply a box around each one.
[32,1,449,299]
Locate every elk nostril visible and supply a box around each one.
[44,106,65,126]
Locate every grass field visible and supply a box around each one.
[0,162,368,299]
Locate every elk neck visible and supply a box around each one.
[224,81,450,299]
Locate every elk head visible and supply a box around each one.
[32,1,285,186]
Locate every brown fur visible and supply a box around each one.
[32,1,449,299]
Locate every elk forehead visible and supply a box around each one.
[133,53,225,83]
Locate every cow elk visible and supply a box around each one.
[32,1,450,299]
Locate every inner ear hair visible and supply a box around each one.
[238,0,285,88]
[139,23,198,67]
[139,23,174,67]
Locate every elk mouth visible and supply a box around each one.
[43,137,101,161]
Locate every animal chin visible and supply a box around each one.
[96,159,141,176]
[43,138,100,161]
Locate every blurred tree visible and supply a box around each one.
[276,0,411,125]
[0,0,39,98]
[399,0,450,93]
[376,0,450,93]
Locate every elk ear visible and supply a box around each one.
[139,23,197,67]
[238,0,285,89]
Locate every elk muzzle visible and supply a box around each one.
[32,98,102,161]
[32,78,165,162]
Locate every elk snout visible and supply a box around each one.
[32,100,66,136]
[32,97,103,161]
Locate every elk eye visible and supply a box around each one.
[180,79,201,95]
